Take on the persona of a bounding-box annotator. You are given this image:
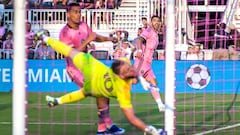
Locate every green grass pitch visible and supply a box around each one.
[0,92,240,135]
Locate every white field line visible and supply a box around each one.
[193,123,240,135]
[0,103,239,108]
[28,104,240,109]
[0,121,230,127]
[0,103,158,106]
[0,121,162,126]
[1,121,239,134]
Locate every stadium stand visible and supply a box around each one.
[0,0,240,60]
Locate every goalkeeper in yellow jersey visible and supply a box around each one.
[36,32,163,135]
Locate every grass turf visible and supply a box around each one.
[0,92,240,135]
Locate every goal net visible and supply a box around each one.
[3,0,240,135]
[174,0,240,134]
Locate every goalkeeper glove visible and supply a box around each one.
[144,125,159,135]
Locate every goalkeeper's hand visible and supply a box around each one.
[144,125,160,135]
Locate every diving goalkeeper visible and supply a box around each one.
[37,32,162,135]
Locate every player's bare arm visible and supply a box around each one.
[121,107,160,135]
[95,34,118,43]
[121,107,147,131]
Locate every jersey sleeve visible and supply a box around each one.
[140,28,151,40]
[82,22,93,34]
[59,26,73,46]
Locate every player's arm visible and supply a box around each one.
[85,3,94,9]
[121,107,159,135]
[95,34,118,43]
[76,32,97,52]
[135,36,145,58]
[121,107,146,130]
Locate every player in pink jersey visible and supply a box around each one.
[134,15,165,112]
[58,2,123,135]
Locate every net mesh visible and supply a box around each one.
[175,0,240,134]
[1,0,240,135]
[26,92,164,135]
[176,61,240,134]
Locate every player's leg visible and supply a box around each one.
[66,66,84,88]
[145,71,165,112]
[96,97,125,134]
[137,62,160,100]
[138,61,165,112]
[44,38,100,78]
[46,88,86,107]
[96,97,108,134]
[39,36,73,57]
[146,76,159,100]
[38,33,97,74]
[37,33,90,65]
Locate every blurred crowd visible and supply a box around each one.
[0,0,122,9]
[0,17,239,60]
[0,18,13,59]
[0,6,239,60]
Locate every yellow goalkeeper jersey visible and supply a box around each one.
[72,53,133,108]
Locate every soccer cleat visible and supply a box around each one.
[107,125,125,134]
[96,131,112,135]
[159,129,167,135]
[46,95,58,107]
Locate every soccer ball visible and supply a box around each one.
[185,64,211,89]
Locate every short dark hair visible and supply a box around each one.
[66,2,80,12]
[26,21,31,25]
[6,30,13,36]
[141,17,147,20]
[111,60,124,75]
[151,15,160,21]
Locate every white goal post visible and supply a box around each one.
[165,0,176,135]
[13,0,27,135]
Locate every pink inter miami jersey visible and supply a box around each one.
[140,27,159,63]
[59,22,92,50]
[59,22,92,87]
[134,27,159,80]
